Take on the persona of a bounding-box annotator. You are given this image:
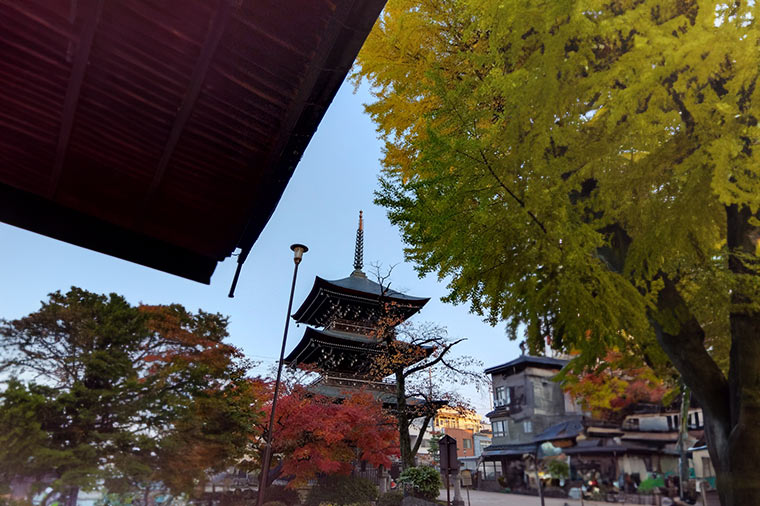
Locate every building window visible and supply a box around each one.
[494,386,510,407]
[463,439,472,449]
[492,420,508,438]
[481,461,502,479]
[523,421,532,433]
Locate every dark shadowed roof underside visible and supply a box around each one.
[292,275,429,325]
[0,0,386,283]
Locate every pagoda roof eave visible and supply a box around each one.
[284,326,434,369]
[292,275,430,324]
[284,326,383,365]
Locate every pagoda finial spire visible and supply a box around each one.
[352,210,366,277]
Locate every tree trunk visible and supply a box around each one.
[67,487,79,506]
[723,204,760,505]
[652,205,760,506]
[396,369,415,470]
[652,277,735,505]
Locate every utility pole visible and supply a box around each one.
[677,383,691,500]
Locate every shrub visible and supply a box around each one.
[304,475,378,506]
[264,485,301,506]
[638,475,665,493]
[397,467,441,502]
[263,502,288,506]
[545,460,570,480]
[377,491,404,506]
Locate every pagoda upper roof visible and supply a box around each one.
[292,273,429,326]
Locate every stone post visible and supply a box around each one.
[378,467,388,494]
[452,470,464,506]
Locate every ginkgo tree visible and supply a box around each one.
[355,0,760,504]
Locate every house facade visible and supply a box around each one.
[566,407,705,492]
[486,355,582,446]
[479,355,583,489]
[434,407,482,432]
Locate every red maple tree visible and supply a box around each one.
[563,350,673,421]
[254,382,399,487]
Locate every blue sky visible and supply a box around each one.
[0,80,520,414]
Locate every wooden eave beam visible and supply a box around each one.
[141,0,235,211]
[1,182,217,283]
[48,0,104,198]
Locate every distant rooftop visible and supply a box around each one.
[484,355,568,376]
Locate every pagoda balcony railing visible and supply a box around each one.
[315,372,396,392]
[326,318,378,336]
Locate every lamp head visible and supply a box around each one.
[290,243,308,264]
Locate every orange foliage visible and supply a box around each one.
[257,382,399,486]
[138,304,244,379]
[564,350,670,420]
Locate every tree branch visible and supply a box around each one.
[404,339,466,377]
[650,273,731,436]
[411,414,434,457]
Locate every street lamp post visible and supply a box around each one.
[256,243,308,506]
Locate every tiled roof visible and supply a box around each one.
[484,355,568,375]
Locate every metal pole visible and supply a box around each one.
[678,384,690,500]
[534,448,545,506]
[256,258,302,506]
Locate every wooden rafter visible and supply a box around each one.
[141,0,235,213]
[0,0,388,283]
[228,0,382,296]
[48,0,103,198]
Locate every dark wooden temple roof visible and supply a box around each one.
[292,274,429,326]
[285,326,432,373]
[284,326,384,373]
[0,0,386,283]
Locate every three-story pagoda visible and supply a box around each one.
[285,212,430,401]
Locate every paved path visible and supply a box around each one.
[439,488,579,506]
[437,488,673,506]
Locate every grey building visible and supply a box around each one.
[479,355,583,489]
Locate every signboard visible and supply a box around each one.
[550,439,575,449]
[439,435,460,474]
[460,470,472,487]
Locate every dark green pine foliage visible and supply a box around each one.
[0,288,261,502]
